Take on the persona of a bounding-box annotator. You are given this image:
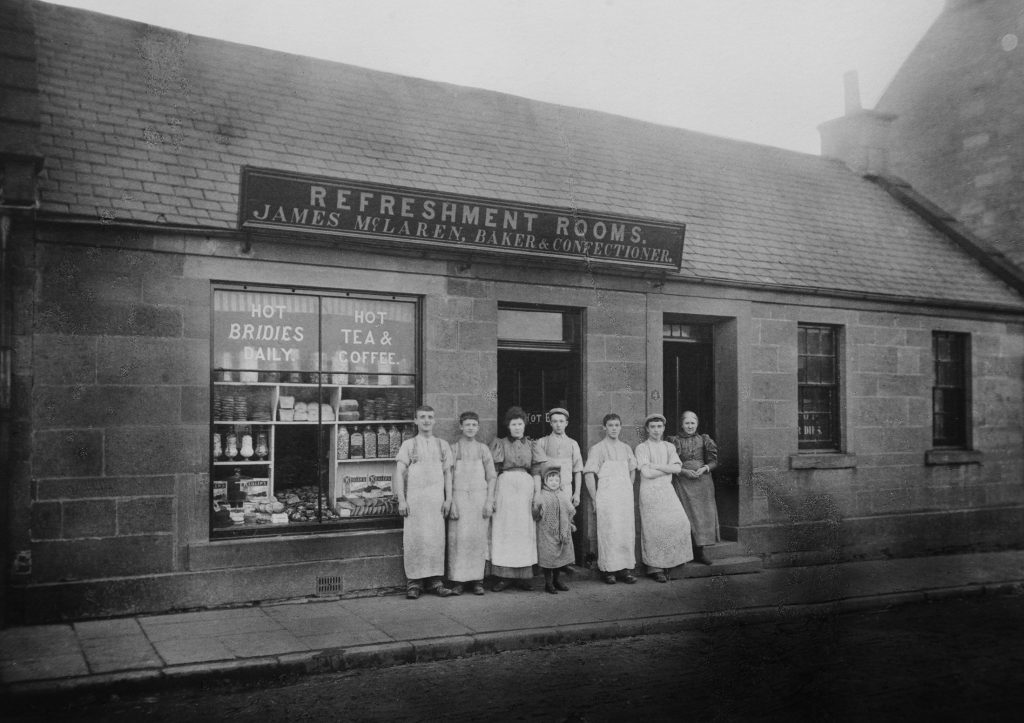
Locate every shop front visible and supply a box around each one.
[5,2,1024,624]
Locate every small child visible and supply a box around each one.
[535,468,576,594]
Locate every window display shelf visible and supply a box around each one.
[213,460,272,466]
[213,381,416,388]
[337,418,412,426]
[336,457,397,464]
[335,384,416,389]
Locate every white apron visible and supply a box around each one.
[595,458,635,572]
[638,442,693,569]
[447,454,488,582]
[489,468,538,568]
[403,437,445,580]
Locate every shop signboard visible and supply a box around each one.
[239,167,685,271]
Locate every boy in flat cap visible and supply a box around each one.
[531,407,583,509]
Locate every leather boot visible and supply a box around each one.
[543,569,557,594]
[553,568,569,591]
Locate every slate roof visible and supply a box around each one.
[29,2,1024,309]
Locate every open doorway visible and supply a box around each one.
[663,318,736,541]
[497,304,584,559]
[497,349,580,441]
[663,322,714,437]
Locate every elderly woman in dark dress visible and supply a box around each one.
[670,411,720,565]
[489,406,542,591]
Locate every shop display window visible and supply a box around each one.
[210,286,420,538]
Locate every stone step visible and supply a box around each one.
[672,555,764,579]
[704,541,748,560]
[552,547,762,583]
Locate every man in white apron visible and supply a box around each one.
[635,413,692,582]
[446,411,497,595]
[395,405,455,599]
[583,413,639,585]
[532,407,583,577]
[532,407,583,507]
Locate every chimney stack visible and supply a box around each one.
[818,71,896,177]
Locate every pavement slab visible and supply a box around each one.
[80,635,163,674]
[138,610,278,642]
[73,618,146,640]
[147,636,235,666]
[218,629,311,658]
[0,653,89,683]
[1,550,1022,699]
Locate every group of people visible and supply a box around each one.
[394,404,720,599]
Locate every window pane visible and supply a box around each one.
[807,328,820,355]
[821,329,834,355]
[321,297,417,379]
[798,325,839,449]
[499,310,563,342]
[213,290,320,374]
[820,356,835,384]
[932,331,968,447]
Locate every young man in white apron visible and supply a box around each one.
[532,407,583,509]
[446,411,497,595]
[531,407,583,577]
[635,413,692,582]
[583,413,639,585]
[395,405,455,599]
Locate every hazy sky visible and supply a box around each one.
[50,0,945,154]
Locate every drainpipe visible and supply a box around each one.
[1,0,43,626]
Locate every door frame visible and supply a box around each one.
[496,303,587,561]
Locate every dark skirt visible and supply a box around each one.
[489,563,534,579]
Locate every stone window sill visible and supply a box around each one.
[925,449,982,466]
[789,453,857,470]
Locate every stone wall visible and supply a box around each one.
[877,0,1024,268]
[7,230,1023,620]
[747,301,1024,564]
[27,242,206,583]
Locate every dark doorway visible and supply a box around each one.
[497,304,584,561]
[663,319,737,542]
[496,305,582,440]
[663,338,714,437]
[497,349,580,441]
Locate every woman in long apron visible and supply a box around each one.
[489,406,542,591]
[395,405,455,599]
[583,413,639,585]
[670,411,721,565]
[635,413,692,582]
[446,411,497,596]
